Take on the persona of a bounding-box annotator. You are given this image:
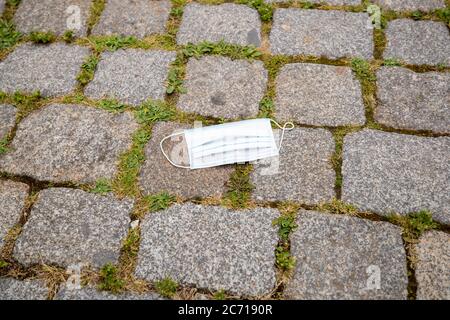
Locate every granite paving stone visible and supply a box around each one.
[55,286,164,300]
[0,104,138,184]
[342,129,450,224]
[372,0,446,11]
[250,128,336,204]
[13,188,132,268]
[0,104,16,139]
[270,9,373,59]
[384,19,450,66]
[177,56,268,119]
[275,63,366,126]
[139,122,234,198]
[92,0,171,38]
[0,278,48,300]
[415,231,450,300]
[177,3,262,47]
[266,0,360,3]
[14,0,92,37]
[0,43,90,97]
[0,180,29,248]
[285,210,408,300]
[85,49,176,106]
[135,203,279,296]
[376,67,450,134]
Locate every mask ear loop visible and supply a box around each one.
[270,119,295,151]
[160,132,191,169]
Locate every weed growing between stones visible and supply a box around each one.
[134,100,176,125]
[258,97,275,119]
[223,164,254,209]
[0,19,21,50]
[0,137,9,154]
[96,98,127,113]
[29,31,56,44]
[0,91,44,122]
[144,192,176,212]
[237,0,273,21]
[155,278,178,298]
[62,30,75,43]
[90,178,112,195]
[182,40,262,60]
[86,0,106,35]
[388,210,440,299]
[76,53,100,87]
[98,263,124,293]
[383,58,402,66]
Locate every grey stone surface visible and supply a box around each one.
[14,0,92,37]
[0,104,16,139]
[415,231,450,300]
[267,0,360,4]
[139,122,233,198]
[135,203,279,296]
[177,3,262,47]
[0,278,48,300]
[251,128,336,204]
[14,188,132,268]
[373,0,446,11]
[0,0,5,15]
[270,9,373,59]
[384,19,450,66]
[285,210,408,300]
[342,129,450,224]
[85,49,175,106]
[0,43,89,97]
[275,63,365,126]
[55,286,164,300]
[92,0,171,38]
[0,104,138,184]
[0,180,29,248]
[177,56,267,119]
[376,67,450,134]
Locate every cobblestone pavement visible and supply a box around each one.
[0,0,449,300]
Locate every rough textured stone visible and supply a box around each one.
[178,56,267,119]
[0,104,16,139]
[270,9,373,59]
[376,67,450,134]
[14,0,92,37]
[139,122,233,198]
[285,210,408,300]
[384,20,450,66]
[0,43,89,97]
[0,0,5,15]
[415,231,450,300]
[55,286,164,300]
[92,0,171,38]
[342,129,450,224]
[0,104,138,184]
[251,128,335,204]
[177,3,262,46]
[0,180,29,248]
[135,203,279,296]
[0,278,48,300]
[14,188,132,268]
[85,49,175,106]
[373,0,446,11]
[275,63,365,126]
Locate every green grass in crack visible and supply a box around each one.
[383,58,402,67]
[29,31,56,44]
[351,58,376,82]
[86,35,138,52]
[213,290,226,300]
[224,165,254,209]
[87,0,106,33]
[155,278,178,298]
[273,203,298,271]
[258,97,275,119]
[166,66,186,95]
[97,99,126,113]
[9,91,43,120]
[144,192,176,212]
[90,178,112,195]
[435,7,450,25]
[237,0,273,22]
[63,30,75,43]
[98,263,124,293]
[0,19,21,49]
[135,100,176,125]
[77,54,100,86]
[388,210,439,240]
[0,138,9,155]
[182,41,262,60]
[113,128,152,197]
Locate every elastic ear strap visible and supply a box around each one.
[270,119,295,151]
[160,132,190,169]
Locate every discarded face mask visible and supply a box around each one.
[160,118,294,170]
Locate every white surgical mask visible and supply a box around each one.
[160,118,294,169]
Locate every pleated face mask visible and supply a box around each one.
[160,118,294,170]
